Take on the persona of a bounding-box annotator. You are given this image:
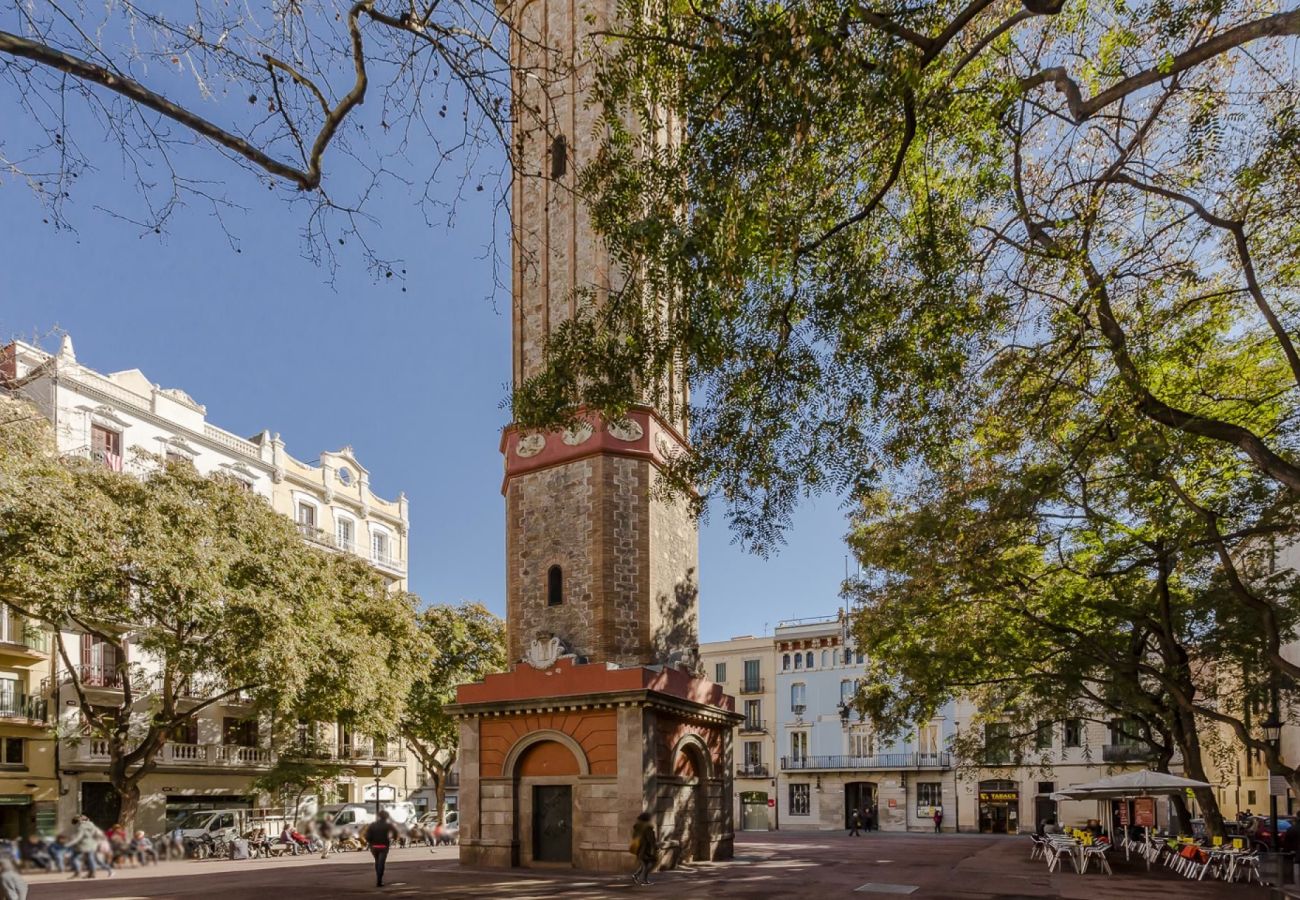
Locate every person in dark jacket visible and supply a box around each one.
[630,812,660,886]
[849,808,862,837]
[365,811,399,888]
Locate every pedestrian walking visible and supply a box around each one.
[932,808,943,833]
[365,810,399,888]
[629,812,660,886]
[848,808,862,837]
[69,816,110,879]
[864,805,875,832]
[319,816,336,859]
[0,857,27,900]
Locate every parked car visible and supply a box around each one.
[416,809,458,829]
[1243,814,1295,851]
[414,810,459,845]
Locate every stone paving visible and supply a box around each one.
[17,832,1273,899]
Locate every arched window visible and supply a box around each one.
[794,653,803,670]
[840,679,854,703]
[782,654,791,671]
[821,650,830,668]
[856,651,864,664]
[547,565,563,606]
[805,651,814,669]
[844,647,852,664]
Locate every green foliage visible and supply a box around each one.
[252,757,348,813]
[515,0,1300,559]
[0,397,420,826]
[400,602,506,772]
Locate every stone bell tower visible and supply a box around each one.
[449,0,738,874]
[501,0,697,672]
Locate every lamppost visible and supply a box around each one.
[372,759,384,818]
[1262,713,1283,854]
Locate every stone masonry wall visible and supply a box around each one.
[647,467,700,669]
[506,459,597,663]
[603,455,648,664]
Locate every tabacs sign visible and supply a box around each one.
[978,791,1019,802]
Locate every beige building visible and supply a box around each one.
[0,609,57,838]
[699,636,777,830]
[2,336,414,833]
[268,444,409,592]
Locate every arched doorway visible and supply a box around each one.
[844,782,876,829]
[505,733,587,867]
[672,739,712,864]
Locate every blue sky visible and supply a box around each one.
[0,117,855,645]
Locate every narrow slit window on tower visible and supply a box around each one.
[547,565,563,606]
[550,134,567,179]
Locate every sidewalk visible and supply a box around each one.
[19,832,1273,899]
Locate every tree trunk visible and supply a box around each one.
[115,779,142,833]
[1173,712,1226,837]
[1170,793,1194,836]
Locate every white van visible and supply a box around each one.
[331,801,417,830]
[175,808,247,843]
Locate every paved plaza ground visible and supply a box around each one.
[17,832,1273,899]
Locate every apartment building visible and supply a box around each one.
[950,700,1163,833]
[0,606,56,838]
[1,335,414,832]
[704,609,1169,835]
[699,636,777,830]
[773,615,959,833]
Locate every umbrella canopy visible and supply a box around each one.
[1059,770,1211,800]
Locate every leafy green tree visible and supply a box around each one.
[847,381,1300,832]
[400,602,506,822]
[251,758,349,823]
[0,406,419,829]
[513,0,1300,559]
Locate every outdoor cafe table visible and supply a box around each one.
[1206,846,1250,882]
[1046,835,1085,873]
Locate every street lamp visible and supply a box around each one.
[372,759,384,817]
[1262,713,1283,853]
[838,702,851,730]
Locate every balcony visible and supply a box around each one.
[55,665,130,691]
[0,625,50,663]
[67,739,274,768]
[738,763,770,778]
[780,752,952,771]
[739,720,768,734]
[296,525,407,574]
[338,743,407,765]
[0,694,47,725]
[1102,744,1152,763]
[738,679,765,695]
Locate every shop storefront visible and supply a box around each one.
[978,781,1020,834]
[0,795,35,839]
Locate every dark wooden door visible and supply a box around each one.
[81,783,121,830]
[844,782,875,829]
[532,785,572,863]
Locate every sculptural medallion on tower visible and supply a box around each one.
[448,0,739,873]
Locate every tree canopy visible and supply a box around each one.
[400,601,506,820]
[513,0,1300,555]
[0,396,420,828]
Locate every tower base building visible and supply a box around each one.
[452,657,738,871]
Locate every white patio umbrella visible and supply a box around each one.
[1059,770,1212,800]
[1058,770,1213,868]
